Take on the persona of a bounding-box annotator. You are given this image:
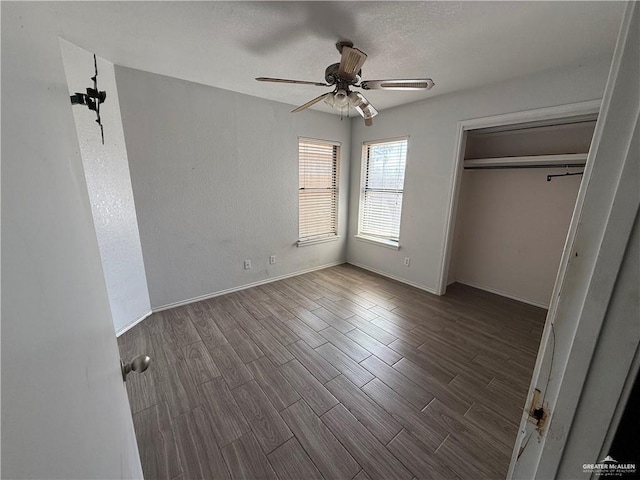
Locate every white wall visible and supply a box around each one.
[115,67,351,309]
[450,167,582,307]
[347,58,612,293]
[60,40,151,334]
[1,3,142,479]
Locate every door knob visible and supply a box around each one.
[121,354,151,381]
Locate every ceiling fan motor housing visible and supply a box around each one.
[325,63,339,85]
[325,63,361,86]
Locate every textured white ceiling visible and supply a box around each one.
[53,1,625,114]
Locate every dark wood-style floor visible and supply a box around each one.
[118,264,546,480]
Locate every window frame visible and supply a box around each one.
[297,137,341,246]
[356,136,409,249]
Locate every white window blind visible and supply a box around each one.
[359,138,408,244]
[299,139,340,242]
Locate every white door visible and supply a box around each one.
[508,2,639,478]
[1,3,143,478]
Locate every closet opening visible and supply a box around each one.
[446,112,597,308]
[439,102,601,303]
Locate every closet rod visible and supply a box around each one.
[547,171,584,181]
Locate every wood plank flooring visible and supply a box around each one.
[118,264,545,479]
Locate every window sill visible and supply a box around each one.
[297,235,341,247]
[354,235,400,250]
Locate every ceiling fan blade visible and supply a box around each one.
[360,78,435,91]
[338,46,367,81]
[291,92,331,113]
[351,92,378,126]
[256,77,330,87]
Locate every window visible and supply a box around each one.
[358,137,408,247]
[298,138,340,244]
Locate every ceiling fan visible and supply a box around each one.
[256,41,434,126]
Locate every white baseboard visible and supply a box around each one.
[116,264,546,337]
[115,310,153,337]
[152,261,346,314]
[453,279,549,309]
[347,261,439,296]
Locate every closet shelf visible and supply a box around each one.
[464,153,587,169]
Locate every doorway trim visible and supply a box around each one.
[437,98,602,296]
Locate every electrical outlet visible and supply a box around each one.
[404,257,410,267]
[244,259,252,270]
[269,255,276,265]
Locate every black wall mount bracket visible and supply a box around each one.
[70,54,107,144]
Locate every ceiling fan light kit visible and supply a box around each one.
[324,89,350,110]
[256,40,434,126]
